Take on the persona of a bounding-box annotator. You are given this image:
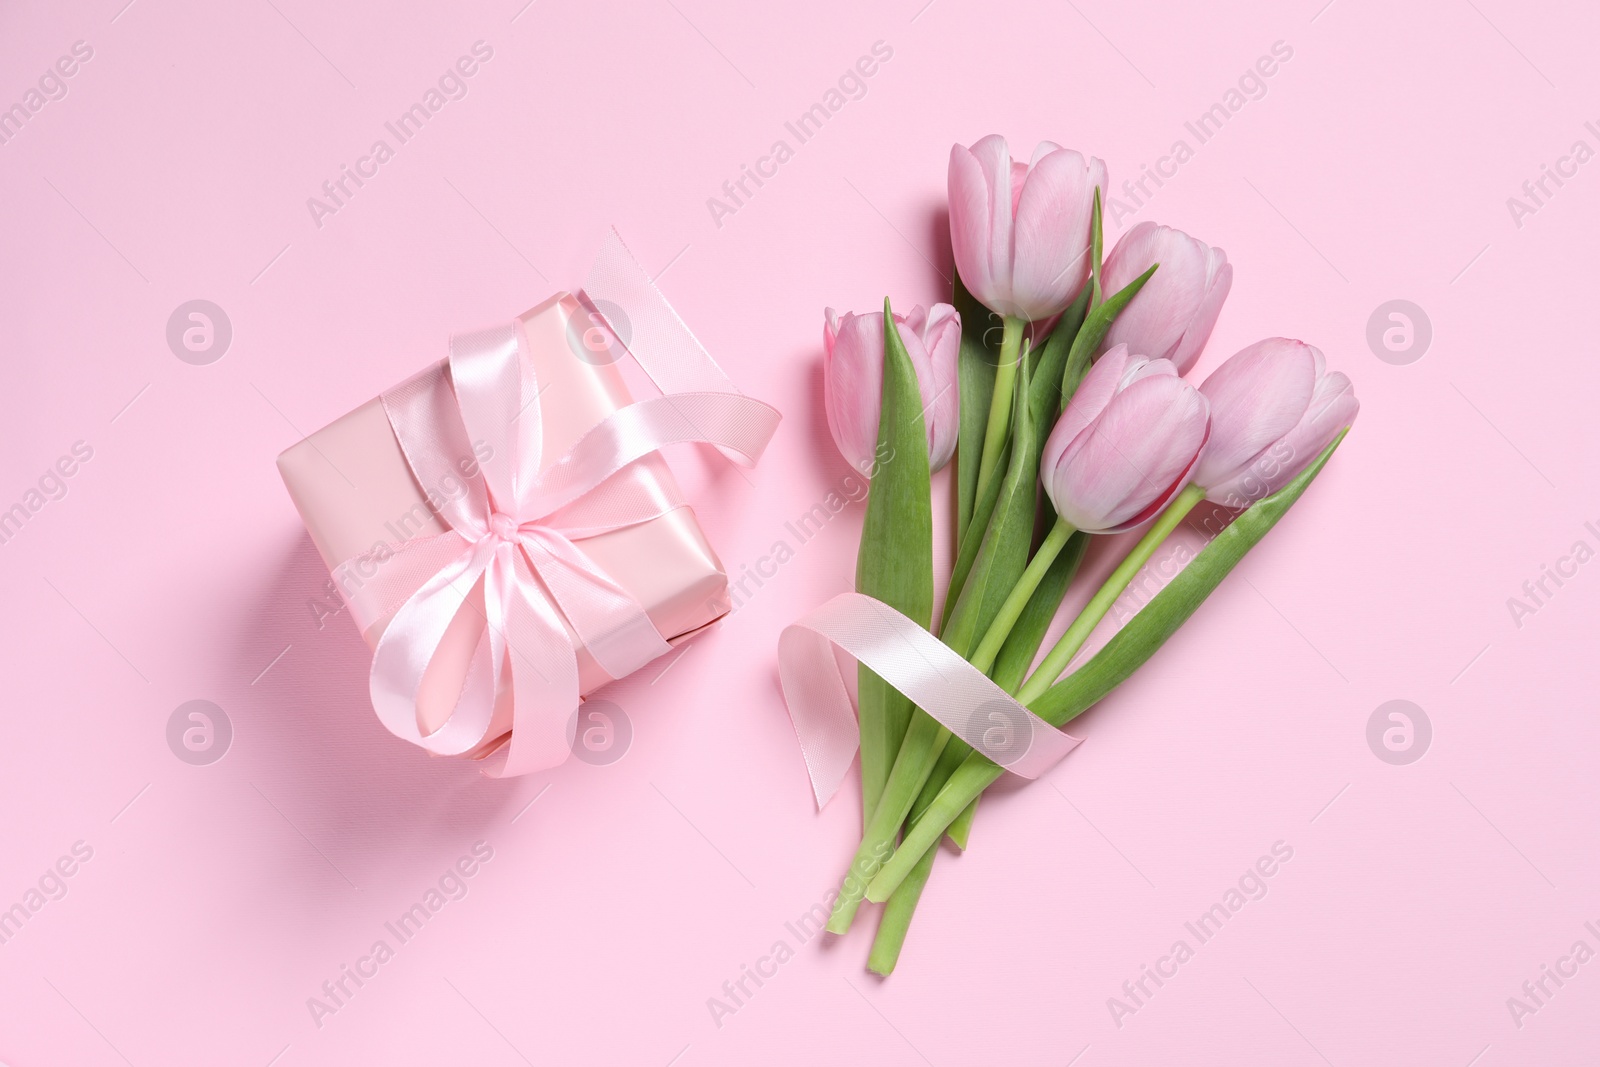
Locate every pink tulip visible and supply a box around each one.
[823,304,961,475]
[949,136,1108,322]
[1100,221,1232,375]
[1040,345,1210,533]
[1194,338,1359,507]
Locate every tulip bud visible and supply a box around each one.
[1040,345,1210,533]
[949,136,1108,322]
[1194,338,1359,507]
[1100,221,1232,375]
[823,304,961,475]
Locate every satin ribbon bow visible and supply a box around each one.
[336,233,779,776]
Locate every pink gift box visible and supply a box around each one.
[277,292,730,756]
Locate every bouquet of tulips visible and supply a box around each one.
[816,136,1359,974]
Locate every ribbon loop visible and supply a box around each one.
[778,592,1083,808]
[526,392,779,518]
[448,323,534,515]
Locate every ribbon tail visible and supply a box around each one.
[777,592,1084,809]
[584,228,738,396]
[777,623,863,809]
[478,551,583,778]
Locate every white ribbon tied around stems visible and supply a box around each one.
[778,593,1084,808]
[336,231,780,776]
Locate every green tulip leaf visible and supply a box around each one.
[1032,430,1348,726]
[953,270,1002,545]
[1028,282,1089,430]
[853,298,936,827]
[990,530,1090,694]
[942,354,1039,657]
[1059,263,1158,402]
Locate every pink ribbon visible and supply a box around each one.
[779,593,1083,807]
[335,232,779,776]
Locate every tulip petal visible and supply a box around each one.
[1029,140,1065,166]
[1049,373,1209,532]
[968,135,1015,307]
[893,310,951,474]
[823,307,842,353]
[1101,223,1214,369]
[1200,341,1359,506]
[1099,221,1158,295]
[1044,344,1133,471]
[919,303,963,471]
[949,144,1004,315]
[1121,354,1177,387]
[1009,161,1029,218]
[1265,371,1358,488]
[1169,258,1231,375]
[822,304,967,476]
[822,311,887,473]
[1009,148,1103,321]
[1194,339,1317,491]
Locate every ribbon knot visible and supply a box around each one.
[486,512,521,544]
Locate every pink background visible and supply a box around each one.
[2,0,1597,1063]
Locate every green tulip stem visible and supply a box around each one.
[825,711,950,933]
[974,316,1026,500]
[1015,484,1205,706]
[967,516,1076,676]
